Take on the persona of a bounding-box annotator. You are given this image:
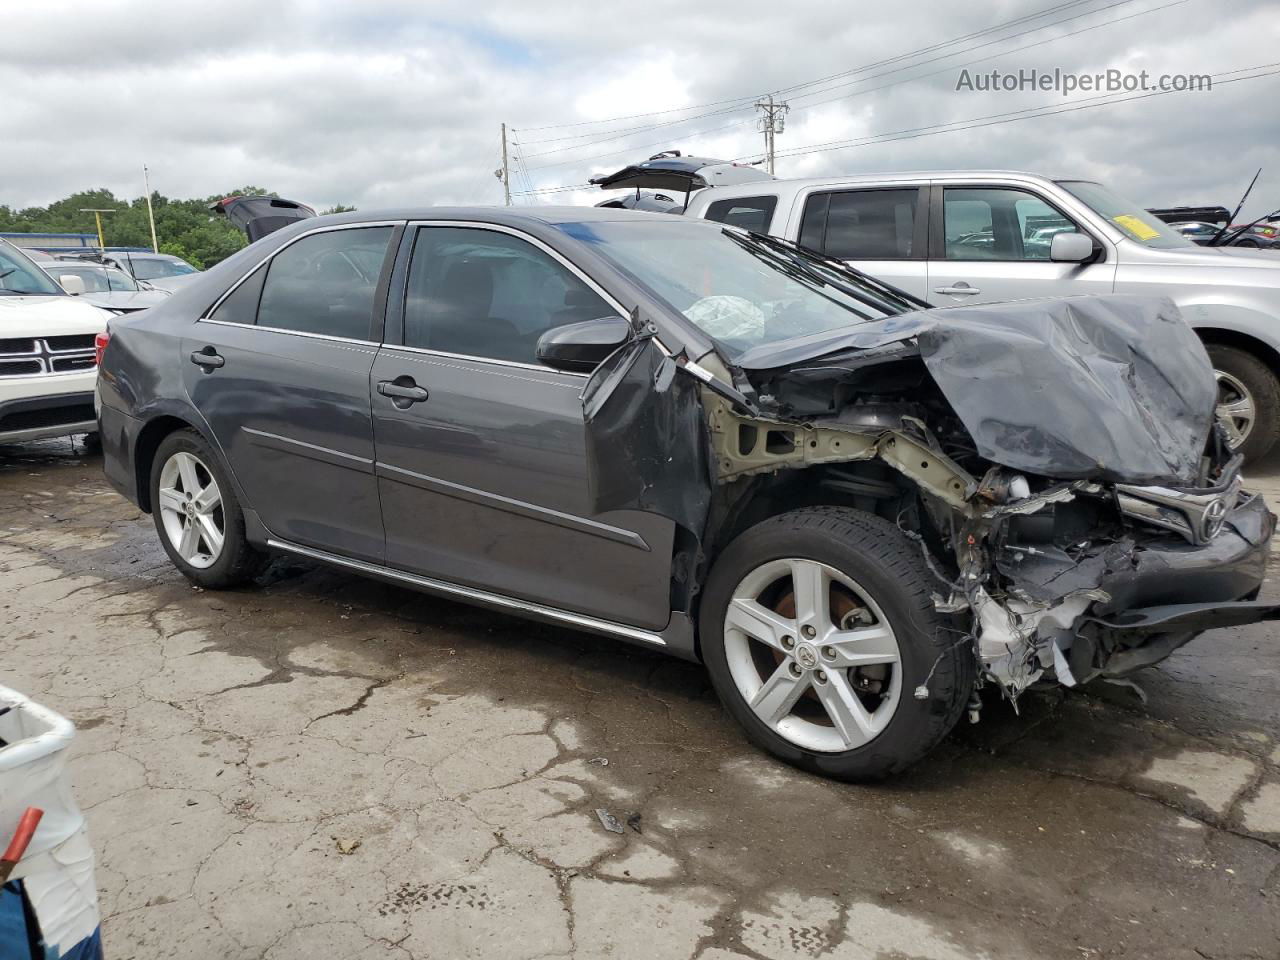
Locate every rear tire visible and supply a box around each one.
[1206,343,1280,461]
[149,429,261,589]
[699,506,974,781]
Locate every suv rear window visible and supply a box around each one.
[703,196,778,234]
[801,189,920,260]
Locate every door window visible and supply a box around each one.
[799,189,919,260]
[943,188,1080,261]
[402,227,617,364]
[703,195,778,233]
[255,226,393,339]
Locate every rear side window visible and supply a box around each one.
[818,189,919,260]
[402,226,616,365]
[210,264,266,326]
[703,195,778,234]
[256,227,393,339]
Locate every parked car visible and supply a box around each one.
[0,239,105,445]
[39,260,171,314]
[1172,221,1225,244]
[104,251,200,292]
[97,207,1278,780]
[1225,218,1280,249]
[593,160,1280,460]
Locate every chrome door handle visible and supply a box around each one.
[377,378,429,406]
[933,283,981,296]
[190,349,225,368]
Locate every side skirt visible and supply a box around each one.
[264,537,698,659]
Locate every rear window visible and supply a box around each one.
[703,196,778,234]
[802,189,920,260]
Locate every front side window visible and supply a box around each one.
[256,227,393,339]
[817,189,919,260]
[0,244,62,296]
[943,188,1081,261]
[402,227,617,364]
[703,196,778,234]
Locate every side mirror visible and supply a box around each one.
[58,274,86,295]
[536,317,633,373]
[1050,232,1094,263]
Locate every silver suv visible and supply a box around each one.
[678,171,1280,459]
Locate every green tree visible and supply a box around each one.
[0,187,301,269]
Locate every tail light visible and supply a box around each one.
[94,330,111,366]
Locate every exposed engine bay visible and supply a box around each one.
[584,293,1280,711]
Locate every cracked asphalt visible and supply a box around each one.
[2,438,1280,960]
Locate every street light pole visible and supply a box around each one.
[79,208,115,250]
[143,166,159,253]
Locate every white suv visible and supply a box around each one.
[0,240,107,445]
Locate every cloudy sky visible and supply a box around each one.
[5,0,1279,219]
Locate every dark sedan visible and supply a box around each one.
[97,207,1279,780]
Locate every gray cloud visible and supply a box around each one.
[3,0,1278,222]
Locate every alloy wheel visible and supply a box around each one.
[1215,368,1256,449]
[723,558,903,752]
[157,451,224,569]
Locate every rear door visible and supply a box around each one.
[926,184,1116,305]
[792,187,930,299]
[184,223,399,562]
[369,222,675,629]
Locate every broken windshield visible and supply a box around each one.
[558,220,916,358]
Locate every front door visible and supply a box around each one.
[369,224,675,630]
[184,224,396,561]
[926,185,1116,306]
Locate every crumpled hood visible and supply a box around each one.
[734,295,1215,486]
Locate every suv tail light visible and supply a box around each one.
[94,331,110,366]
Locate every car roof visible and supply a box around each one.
[320,205,682,223]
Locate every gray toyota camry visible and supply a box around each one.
[97,206,1279,780]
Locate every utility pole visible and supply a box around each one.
[143,165,159,253]
[495,123,512,206]
[754,95,789,176]
[79,208,115,250]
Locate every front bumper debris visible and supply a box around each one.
[980,489,1275,693]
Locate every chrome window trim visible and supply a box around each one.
[266,536,667,647]
[196,316,379,348]
[200,219,404,323]
[377,341,588,379]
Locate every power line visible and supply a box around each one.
[518,0,1163,168]
[766,63,1280,162]
[519,63,1279,195]
[515,0,1105,135]
[511,183,592,197]
[522,0,1178,173]
[780,0,1191,118]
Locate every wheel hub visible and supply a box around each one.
[794,643,818,670]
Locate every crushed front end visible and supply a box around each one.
[696,293,1280,707]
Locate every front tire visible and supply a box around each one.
[150,429,261,589]
[699,507,973,781]
[1206,343,1280,461]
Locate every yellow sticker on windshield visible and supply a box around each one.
[1112,214,1161,241]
